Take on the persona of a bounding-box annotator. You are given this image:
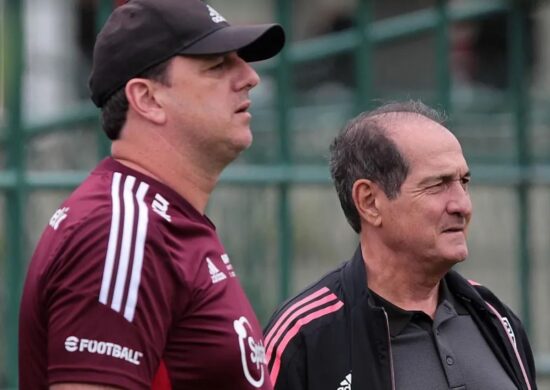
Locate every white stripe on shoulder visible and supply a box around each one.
[99,173,151,322]
[124,181,150,322]
[111,175,137,312]
[99,172,122,305]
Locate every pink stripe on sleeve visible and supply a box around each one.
[265,287,330,348]
[265,293,340,363]
[269,300,344,386]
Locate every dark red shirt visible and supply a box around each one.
[19,158,272,390]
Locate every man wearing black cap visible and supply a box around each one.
[18,0,285,389]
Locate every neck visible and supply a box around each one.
[361,236,447,318]
[111,127,220,214]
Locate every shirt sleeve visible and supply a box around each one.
[271,348,307,390]
[264,313,308,390]
[44,209,186,389]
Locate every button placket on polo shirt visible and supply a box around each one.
[433,300,466,390]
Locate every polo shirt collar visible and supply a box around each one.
[369,279,469,336]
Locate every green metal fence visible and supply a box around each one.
[1,0,547,387]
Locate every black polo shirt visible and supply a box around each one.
[370,281,517,390]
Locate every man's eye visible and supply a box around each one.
[211,59,226,70]
[426,182,445,193]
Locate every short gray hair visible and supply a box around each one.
[329,100,446,233]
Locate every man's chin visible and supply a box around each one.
[233,138,253,155]
[221,137,253,165]
[440,237,469,261]
[446,249,469,264]
[234,129,253,150]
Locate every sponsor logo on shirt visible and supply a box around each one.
[337,373,352,390]
[207,257,227,284]
[49,207,69,230]
[64,336,143,366]
[234,316,266,388]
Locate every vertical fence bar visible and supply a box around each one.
[355,0,373,113]
[436,0,451,115]
[5,0,25,387]
[508,1,532,335]
[96,0,113,158]
[276,0,293,301]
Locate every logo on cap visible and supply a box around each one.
[207,5,226,23]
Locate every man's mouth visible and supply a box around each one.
[236,101,251,113]
[442,227,464,233]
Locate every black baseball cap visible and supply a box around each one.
[89,0,285,107]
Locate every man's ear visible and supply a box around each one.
[352,179,382,227]
[125,78,166,125]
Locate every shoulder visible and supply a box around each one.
[54,170,168,257]
[264,264,352,388]
[446,271,527,337]
[33,166,180,302]
[264,267,347,353]
[467,279,524,326]
[265,265,347,336]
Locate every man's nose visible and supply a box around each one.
[447,182,473,218]
[234,56,260,91]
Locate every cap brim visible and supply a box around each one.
[180,24,285,62]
